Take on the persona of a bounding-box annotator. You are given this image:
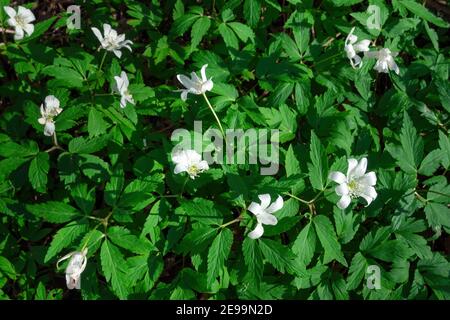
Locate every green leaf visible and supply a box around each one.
[400,0,449,28]
[42,66,84,88]
[292,222,316,266]
[0,256,16,280]
[218,23,239,49]
[27,201,82,223]
[44,221,89,263]
[71,183,95,214]
[108,226,155,255]
[418,149,444,176]
[207,228,233,288]
[28,152,49,193]
[228,22,255,44]
[180,198,224,225]
[178,226,217,255]
[100,240,130,299]
[69,135,110,154]
[191,16,211,51]
[243,0,261,27]
[386,112,424,174]
[285,145,300,177]
[367,240,413,262]
[242,237,264,287]
[346,253,367,290]
[424,202,450,231]
[259,238,296,273]
[313,215,347,267]
[438,131,450,168]
[88,108,109,137]
[308,131,328,190]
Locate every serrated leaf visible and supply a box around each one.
[71,183,95,214]
[308,131,328,190]
[190,16,211,51]
[243,0,261,27]
[27,201,82,223]
[28,152,49,193]
[346,253,368,290]
[292,222,316,266]
[45,221,89,263]
[418,149,444,176]
[88,108,109,137]
[242,237,264,287]
[259,238,296,274]
[100,240,129,299]
[207,229,233,288]
[108,226,155,255]
[314,215,347,267]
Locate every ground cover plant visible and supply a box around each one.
[0,0,449,300]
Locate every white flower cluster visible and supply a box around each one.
[344,27,400,74]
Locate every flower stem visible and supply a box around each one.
[98,51,107,72]
[220,216,242,229]
[284,192,309,204]
[202,93,226,141]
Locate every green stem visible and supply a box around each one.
[284,192,309,204]
[98,51,107,72]
[202,93,226,141]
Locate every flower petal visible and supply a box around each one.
[346,158,358,179]
[174,163,188,174]
[353,158,367,178]
[360,171,377,186]
[258,213,278,226]
[354,39,370,52]
[91,27,103,43]
[359,186,377,206]
[258,194,271,210]
[329,171,347,184]
[248,222,264,239]
[335,183,349,196]
[266,195,283,214]
[177,74,196,90]
[23,23,34,36]
[3,6,16,19]
[44,122,55,136]
[337,195,351,209]
[248,202,262,216]
[200,64,208,82]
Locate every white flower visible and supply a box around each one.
[4,6,35,41]
[57,249,88,290]
[344,27,371,69]
[38,95,62,136]
[329,157,377,210]
[114,71,135,108]
[247,194,283,239]
[365,48,400,75]
[176,64,213,101]
[91,23,133,58]
[171,149,209,179]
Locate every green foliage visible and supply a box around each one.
[0,0,448,301]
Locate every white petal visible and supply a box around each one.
[121,71,129,88]
[258,213,278,226]
[23,23,34,36]
[354,39,370,52]
[91,27,104,43]
[248,202,262,216]
[180,90,188,101]
[337,195,351,209]
[177,74,196,90]
[114,76,124,93]
[38,117,46,125]
[200,64,208,82]
[202,79,213,93]
[113,49,122,59]
[174,163,188,174]
[185,149,201,163]
[248,223,264,239]
[346,158,358,179]
[120,96,127,108]
[335,183,349,196]
[388,57,400,75]
[172,150,188,165]
[198,160,209,171]
[258,194,271,210]
[329,171,346,184]
[103,24,112,37]
[353,158,367,178]
[44,122,55,136]
[45,95,60,109]
[360,171,377,186]
[265,195,283,214]
[360,186,377,206]
[14,27,24,40]
[3,6,16,18]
